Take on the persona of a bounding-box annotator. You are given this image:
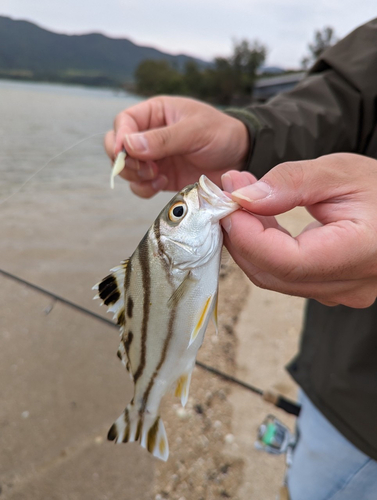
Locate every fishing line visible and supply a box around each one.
[0,267,301,416]
[0,131,107,205]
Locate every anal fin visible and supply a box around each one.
[174,371,193,407]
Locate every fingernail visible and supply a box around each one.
[221,173,234,193]
[232,181,271,202]
[152,175,168,192]
[221,215,232,234]
[125,133,148,153]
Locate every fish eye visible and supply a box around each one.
[168,202,188,222]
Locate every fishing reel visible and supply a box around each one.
[255,414,295,458]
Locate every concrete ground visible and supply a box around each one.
[0,275,155,500]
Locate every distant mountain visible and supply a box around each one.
[0,16,208,87]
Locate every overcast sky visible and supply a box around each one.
[1,1,376,67]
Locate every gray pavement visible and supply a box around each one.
[0,276,154,500]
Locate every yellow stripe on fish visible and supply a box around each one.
[94,175,239,461]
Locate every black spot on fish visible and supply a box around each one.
[107,423,117,441]
[116,349,122,361]
[104,289,120,306]
[127,296,134,318]
[98,275,116,296]
[98,274,121,305]
[117,309,125,326]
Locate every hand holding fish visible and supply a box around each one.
[104,96,249,197]
[221,153,377,309]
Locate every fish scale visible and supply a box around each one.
[94,175,239,461]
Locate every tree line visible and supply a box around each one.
[132,27,337,106]
[134,40,266,106]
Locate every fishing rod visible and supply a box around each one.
[0,268,301,416]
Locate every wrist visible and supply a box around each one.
[233,119,250,170]
[225,109,258,171]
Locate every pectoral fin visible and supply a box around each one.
[167,271,195,308]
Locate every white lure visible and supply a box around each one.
[110,149,127,189]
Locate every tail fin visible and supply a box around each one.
[107,404,169,462]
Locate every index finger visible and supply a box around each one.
[113,98,166,155]
[223,209,371,283]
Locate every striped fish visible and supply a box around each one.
[93,175,239,461]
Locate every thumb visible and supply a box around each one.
[230,156,349,216]
[124,120,194,161]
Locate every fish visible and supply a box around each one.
[93,175,239,461]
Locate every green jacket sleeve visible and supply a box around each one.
[227,18,377,179]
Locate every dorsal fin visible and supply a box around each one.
[93,259,129,331]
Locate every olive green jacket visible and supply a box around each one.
[229,18,377,460]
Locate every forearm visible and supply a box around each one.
[228,18,377,179]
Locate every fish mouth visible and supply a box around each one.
[198,175,239,220]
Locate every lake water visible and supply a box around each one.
[0,79,143,195]
[0,79,173,311]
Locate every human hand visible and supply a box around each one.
[221,153,377,308]
[104,96,249,197]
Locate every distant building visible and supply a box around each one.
[253,72,306,102]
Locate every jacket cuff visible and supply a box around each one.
[224,108,262,174]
